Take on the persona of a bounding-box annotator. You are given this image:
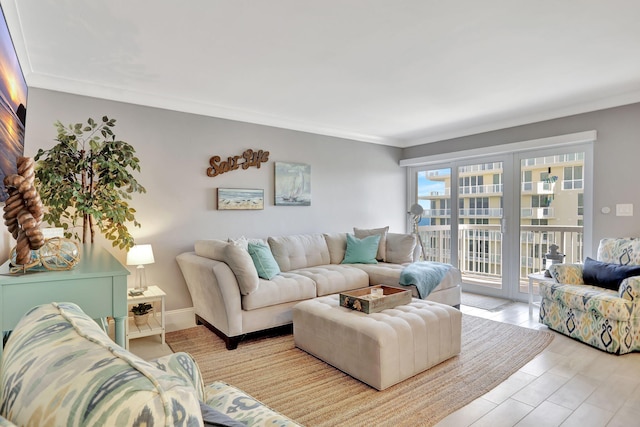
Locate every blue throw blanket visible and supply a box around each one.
[399,261,452,298]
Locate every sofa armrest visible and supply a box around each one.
[151,352,205,401]
[548,263,585,285]
[205,381,301,426]
[0,416,17,426]
[177,252,244,338]
[620,276,640,302]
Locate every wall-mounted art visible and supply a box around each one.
[207,149,269,177]
[275,162,311,206]
[217,188,264,210]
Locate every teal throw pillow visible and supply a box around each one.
[342,234,380,264]
[247,243,281,280]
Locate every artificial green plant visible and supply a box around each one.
[34,116,146,250]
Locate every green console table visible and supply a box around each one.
[0,244,129,356]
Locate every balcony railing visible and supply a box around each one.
[521,207,554,219]
[458,184,503,195]
[423,209,451,217]
[459,208,503,217]
[521,181,555,194]
[425,170,451,178]
[521,153,584,168]
[421,207,553,219]
[418,224,583,288]
[458,162,503,174]
[418,188,451,198]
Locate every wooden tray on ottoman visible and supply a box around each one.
[339,285,411,314]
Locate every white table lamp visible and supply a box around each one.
[126,244,155,291]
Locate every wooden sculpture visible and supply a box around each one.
[2,156,45,265]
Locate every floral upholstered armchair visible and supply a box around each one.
[539,237,640,354]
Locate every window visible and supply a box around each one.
[563,166,583,190]
[522,170,532,191]
[577,193,584,216]
[531,219,549,226]
[531,195,551,208]
[405,130,593,300]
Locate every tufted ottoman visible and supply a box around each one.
[293,294,462,390]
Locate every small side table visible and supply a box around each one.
[528,272,549,317]
[126,285,166,349]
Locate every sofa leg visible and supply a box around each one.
[225,337,240,350]
[193,315,294,350]
[195,314,241,350]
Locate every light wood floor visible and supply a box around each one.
[130,295,640,427]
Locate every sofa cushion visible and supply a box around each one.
[205,381,300,426]
[228,236,268,251]
[242,273,317,310]
[539,282,632,321]
[224,243,260,294]
[351,262,458,289]
[354,226,389,261]
[597,237,640,265]
[268,234,330,271]
[248,243,281,280]
[0,303,202,426]
[582,257,640,290]
[151,352,206,401]
[291,265,369,296]
[548,263,585,285]
[385,233,417,264]
[342,233,380,264]
[195,239,228,260]
[324,232,347,264]
[200,401,245,427]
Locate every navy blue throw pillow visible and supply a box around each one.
[582,257,640,290]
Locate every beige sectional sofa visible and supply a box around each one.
[177,231,461,349]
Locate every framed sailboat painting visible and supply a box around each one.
[275,162,311,206]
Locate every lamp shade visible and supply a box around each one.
[126,244,155,266]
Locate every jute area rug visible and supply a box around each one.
[166,315,554,427]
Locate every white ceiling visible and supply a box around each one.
[3,0,640,147]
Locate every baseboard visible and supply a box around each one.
[164,307,196,332]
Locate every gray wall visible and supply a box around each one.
[402,102,640,255]
[4,89,639,310]
[1,88,406,310]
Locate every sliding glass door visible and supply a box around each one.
[457,159,509,297]
[414,155,513,298]
[516,150,586,299]
[409,141,591,302]
[415,167,453,266]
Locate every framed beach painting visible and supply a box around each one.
[275,162,311,206]
[217,188,264,210]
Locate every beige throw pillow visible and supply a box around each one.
[385,233,417,264]
[324,232,347,264]
[223,243,260,295]
[354,226,389,262]
[194,239,228,261]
